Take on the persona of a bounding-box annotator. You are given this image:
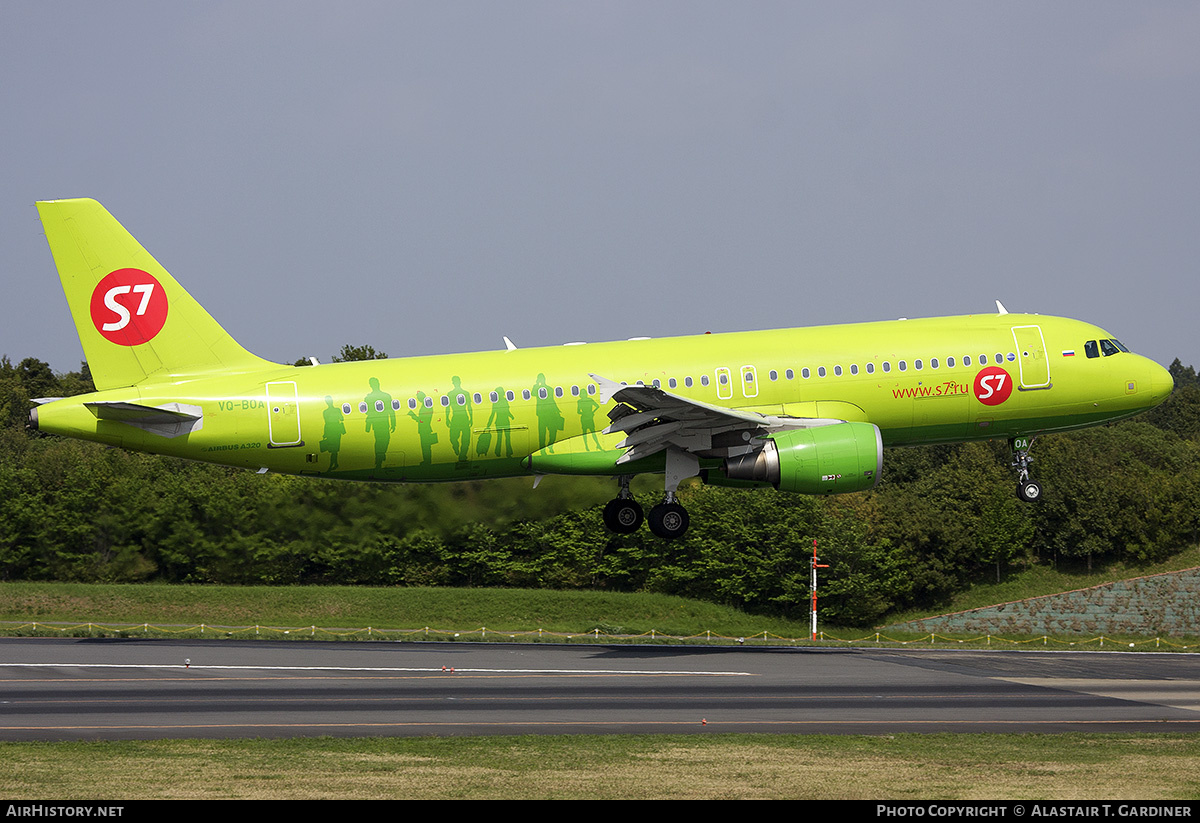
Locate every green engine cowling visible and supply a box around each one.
[722,421,883,494]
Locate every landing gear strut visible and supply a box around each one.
[1011,436,1043,503]
[647,449,699,539]
[602,475,643,534]
[602,450,700,539]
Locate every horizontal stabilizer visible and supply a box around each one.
[84,401,203,438]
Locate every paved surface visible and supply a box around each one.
[2,638,1200,740]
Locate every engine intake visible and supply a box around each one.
[723,422,883,494]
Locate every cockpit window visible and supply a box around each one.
[1110,338,1129,353]
[1085,340,1099,359]
[1099,339,1121,357]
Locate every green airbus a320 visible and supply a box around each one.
[30,199,1174,539]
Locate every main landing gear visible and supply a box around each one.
[602,476,643,534]
[602,450,699,540]
[1011,436,1043,503]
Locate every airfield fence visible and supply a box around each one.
[2,620,1198,650]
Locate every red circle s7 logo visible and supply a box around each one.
[89,269,169,346]
[973,366,1013,406]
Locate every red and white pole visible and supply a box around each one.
[810,539,828,641]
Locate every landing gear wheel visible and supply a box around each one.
[1017,479,1043,503]
[648,502,689,539]
[603,498,644,533]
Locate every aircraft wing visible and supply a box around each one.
[589,374,845,464]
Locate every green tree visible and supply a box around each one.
[332,344,387,362]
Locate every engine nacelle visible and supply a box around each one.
[723,422,883,494]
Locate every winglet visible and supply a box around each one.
[996,300,1009,315]
[503,336,517,351]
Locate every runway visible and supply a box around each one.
[2,637,1200,740]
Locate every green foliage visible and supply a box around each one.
[1,350,1197,627]
[332,343,388,362]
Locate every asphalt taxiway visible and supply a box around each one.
[2,637,1199,740]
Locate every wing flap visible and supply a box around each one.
[588,373,856,466]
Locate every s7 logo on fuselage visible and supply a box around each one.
[89,269,169,346]
[973,366,1013,406]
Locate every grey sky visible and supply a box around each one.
[2,2,1197,373]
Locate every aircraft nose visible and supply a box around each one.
[1147,359,1174,406]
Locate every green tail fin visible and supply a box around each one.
[37,198,274,390]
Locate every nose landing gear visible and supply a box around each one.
[1011,436,1043,503]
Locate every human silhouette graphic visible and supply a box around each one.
[408,391,437,466]
[320,395,345,471]
[364,377,395,469]
[446,375,473,462]
[577,390,602,450]
[486,387,514,457]
[533,373,564,452]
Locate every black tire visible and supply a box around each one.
[648,502,689,539]
[603,498,644,533]
[1017,479,1043,503]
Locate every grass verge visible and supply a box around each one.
[2,733,1200,800]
